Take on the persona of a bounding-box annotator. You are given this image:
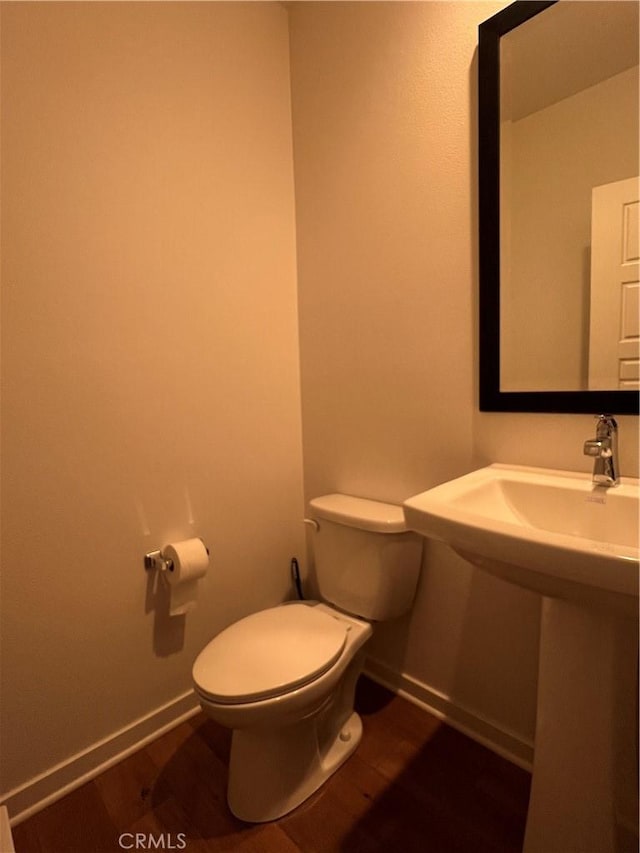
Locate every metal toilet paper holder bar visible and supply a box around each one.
[144,550,174,574]
[144,539,209,574]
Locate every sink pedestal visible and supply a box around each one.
[524,598,637,853]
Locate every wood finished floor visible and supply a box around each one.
[12,678,531,853]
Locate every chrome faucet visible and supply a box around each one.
[583,414,619,486]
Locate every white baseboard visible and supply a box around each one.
[364,657,535,771]
[0,807,15,853]
[1,691,201,827]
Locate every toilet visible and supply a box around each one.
[191,493,423,822]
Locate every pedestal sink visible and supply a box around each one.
[404,464,639,853]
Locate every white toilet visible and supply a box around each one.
[191,493,422,822]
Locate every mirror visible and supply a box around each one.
[478,1,639,413]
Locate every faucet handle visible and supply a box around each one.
[594,414,617,441]
[595,413,617,427]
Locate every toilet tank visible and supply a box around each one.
[308,494,423,621]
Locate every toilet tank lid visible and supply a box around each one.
[309,493,408,533]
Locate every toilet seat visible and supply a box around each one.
[192,603,348,705]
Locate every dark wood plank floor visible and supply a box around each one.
[12,677,531,853]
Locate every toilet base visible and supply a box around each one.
[228,710,363,822]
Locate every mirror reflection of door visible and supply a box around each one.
[589,177,640,390]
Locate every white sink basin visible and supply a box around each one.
[403,463,639,610]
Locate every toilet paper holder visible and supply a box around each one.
[144,539,210,574]
[144,550,174,573]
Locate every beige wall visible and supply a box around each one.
[1,1,304,798]
[290,0,485,507]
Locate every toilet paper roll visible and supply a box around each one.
[163,538,209,617]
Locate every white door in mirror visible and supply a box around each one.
[589,175,639,389]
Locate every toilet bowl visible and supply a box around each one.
[192,493,422,822]
[194,602,372,821]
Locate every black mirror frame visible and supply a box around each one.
[478,0,639,415]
